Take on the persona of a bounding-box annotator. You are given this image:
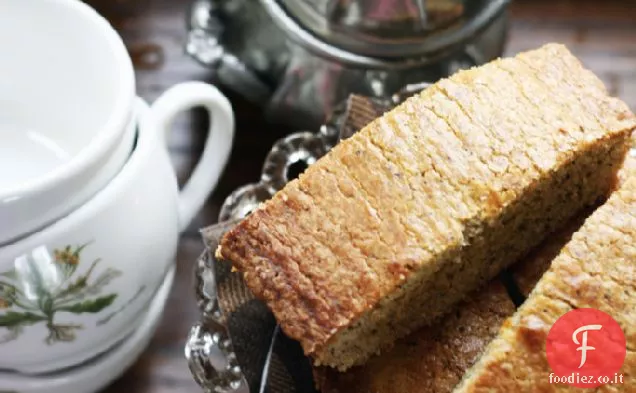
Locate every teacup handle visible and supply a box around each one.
[150,82,235,232]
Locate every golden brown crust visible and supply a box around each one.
[217,43,636,367]
[313,281,515,393]
[454,176,636,393]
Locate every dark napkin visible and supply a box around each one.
[199,94,402,393]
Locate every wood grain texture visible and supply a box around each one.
[81,0,636,391]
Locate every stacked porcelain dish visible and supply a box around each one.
[0,1,234,392]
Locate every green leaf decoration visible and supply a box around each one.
[55,268,122,306]
[0,243,125,345]
[55,258,100,299]
[55,275,89,300]
[0,311,46,327]
[57,294,117,314]
[85,268,122,296]
[0,270,17,280]
[59,262,77,281]
[97,286,146,326]
[0,281,18,299]
[38,294,55,315]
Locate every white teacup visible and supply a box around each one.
[0,88,234,373]
[0,0,136,245]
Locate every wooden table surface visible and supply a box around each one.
[81,0,636,391]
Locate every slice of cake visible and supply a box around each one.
[454,175,636,393]
[313,281,515,393]
[216,43,636,370]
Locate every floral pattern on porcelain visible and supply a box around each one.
[0,243,122,345]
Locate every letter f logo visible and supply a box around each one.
[573,324,602,368]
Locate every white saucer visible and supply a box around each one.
[0,266,176,393]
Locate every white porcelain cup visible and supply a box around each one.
[0,87,234,373]
[0,0,135,245]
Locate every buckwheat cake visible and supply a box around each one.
[313,281,515,393]
[454,174,636,393]
[216,43,636,370]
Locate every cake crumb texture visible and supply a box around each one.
[313,282,514,393]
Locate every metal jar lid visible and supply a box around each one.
[266,0,510,60]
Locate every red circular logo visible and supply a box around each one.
[546,308,626,388]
